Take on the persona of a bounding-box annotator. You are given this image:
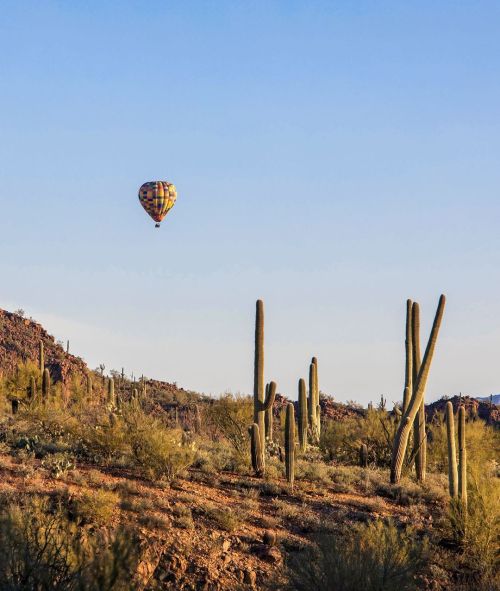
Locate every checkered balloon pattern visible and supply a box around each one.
[138,181,177,224]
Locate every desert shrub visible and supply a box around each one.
[0,361,40,403]
[320,408,397,467]
[124,410,196,481]
[296,459,332,484]
[446,461,500,586]
[0,499,139,590]
[427,418,499,474]
[287,519,428,591]
[73,489,119,525]
[204,393,253,456]
[206,506,241,531]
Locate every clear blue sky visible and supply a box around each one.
[1,1,499,404]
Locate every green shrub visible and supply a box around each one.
[126,412,196,481]
[73,489,119,525]
[287,519,428,591]
[320,408,397,467]
[0,499,139,590]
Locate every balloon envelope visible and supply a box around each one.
[138,181,177,224]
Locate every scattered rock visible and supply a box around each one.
[243,569,257,587]
[262,530,276,546]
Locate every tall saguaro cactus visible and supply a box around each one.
[285,403,295,489]
[29,376,36,401]
[264,384,274,441]
[39,340,44,375]
[390,295,446,484]
[446,401,458,498]
[403,300,413,414]
[308,362,316,435]
[458,405,467,507]
[42,368,51,400]
[254,300,265,448]
[87,375,93,399]
[298,378,308,451]
[313,358,320,439]
[412,302,427,482]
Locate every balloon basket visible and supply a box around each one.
[155,223,160,228]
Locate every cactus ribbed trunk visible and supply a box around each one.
[87,375,93,399]
[412,302,426,482]
[446,401,458,497]
[359,443,368,467]
[39,340,44,375]
[285,403,295,489]
[390,295,446,484]
[29,376,36,401]
[254,300,265,452]
[458,405,467,507]
[403,300,413,415]
[308,362,316,435]
[298,378,307,451]
[250,423,264,476]
[313,358,320,439]
[42,368,51,400]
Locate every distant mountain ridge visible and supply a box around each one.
[475,394,500,405]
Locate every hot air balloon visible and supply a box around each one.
[138,181,177,228]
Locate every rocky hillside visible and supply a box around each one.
[426,394,499,426]
[0,309,88,383]
[0,308,195,404]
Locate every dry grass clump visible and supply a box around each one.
[206,506,241,532]
[172,505,194,529]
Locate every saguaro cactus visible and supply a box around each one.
[87,375,93,399]
[107,378,115,407]
[308,362,316,435]
[298,378,308,451]
[446,401,458,498]
[29,376,36,401]
[412,302,427,482]
[285,403,295,489]
[250,423,264,476]
[313,358,320,438]
[264,383,273,441]
[391,295,446,484]
[458,405,467,507]
[39,340,44,375]
[254,300,265,449]
[359,443,368,467]
[42,368,51,400]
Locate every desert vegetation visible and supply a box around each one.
[0,301,498,590]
